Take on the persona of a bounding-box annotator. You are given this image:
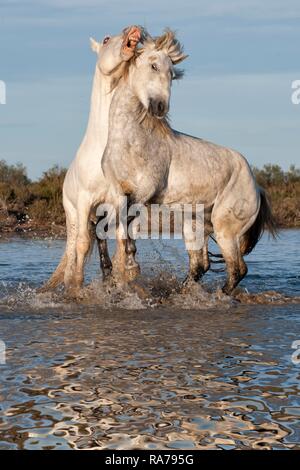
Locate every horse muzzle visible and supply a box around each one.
[148,98,168,118]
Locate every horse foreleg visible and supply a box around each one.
[183,219,210,284]
[97,238,112,281]
[113,194,141,282]
[112,219,140,282]
[111,221,127,281]
[125,216,140,281]
[95,214,112,281]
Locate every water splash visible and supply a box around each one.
[1,272,299,312]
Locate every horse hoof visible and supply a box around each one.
[65,286,83,300]
[221,285,233,296]
[129,282,150,300]
[125,265,140,282]
[102,268,113,283]
[181,275,197,292]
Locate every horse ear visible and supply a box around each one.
[90,37,100,54]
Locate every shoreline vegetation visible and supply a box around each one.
[0,159,299,238]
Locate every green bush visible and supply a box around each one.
[30,165,67,224]
[28,199,49,222]
[0,161,66,227]
[252,164,300,227]
[0,160,30,186]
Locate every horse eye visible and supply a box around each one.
[151,63,159,72]
[103,36,110,45]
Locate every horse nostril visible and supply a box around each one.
[158,101,165,116]
[148,99,154,115]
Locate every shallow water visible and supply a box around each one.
[0,230,299,449]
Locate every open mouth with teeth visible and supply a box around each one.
[122,26,141,54]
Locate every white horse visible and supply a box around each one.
[102,30,276,294]
[43,26,142,291]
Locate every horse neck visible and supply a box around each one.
[114,80,134,106]
[111,81,143,123]
[84,65,114,144]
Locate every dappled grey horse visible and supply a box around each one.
[102,30,276,294]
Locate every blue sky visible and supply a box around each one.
[0,0,299,179]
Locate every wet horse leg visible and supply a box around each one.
[97,238,112,281]
[74,202,92,289]
[215,233,247,295]
[110,209,139,282]
[183,218,211,284]
[95,215,112,280]
[184,236,211,283]
[124,213,140,281]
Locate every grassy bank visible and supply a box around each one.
[0,159,299,236]
[0,160,66,237]
[252,164,300,228]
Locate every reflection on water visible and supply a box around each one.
[0,230,299,449]
[1,306,300,450]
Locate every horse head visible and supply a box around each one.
[128,29,188,119]
[90,25,144,76]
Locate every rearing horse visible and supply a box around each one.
[42,26,143,292]
[102,30,276,294]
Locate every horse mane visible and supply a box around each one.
[154,28,188,66]
[109,50,141,93]
[138,28,188,79]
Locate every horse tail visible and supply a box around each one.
[240,187,277,256]
[39,251,68,292]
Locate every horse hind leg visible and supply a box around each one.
[39,252,68,292]
[215,233,247,295]
[41,203,77,291]
[63,210,78,290]
[63,197,93,293]
[73,206,93,290]
[94,215,112,281]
